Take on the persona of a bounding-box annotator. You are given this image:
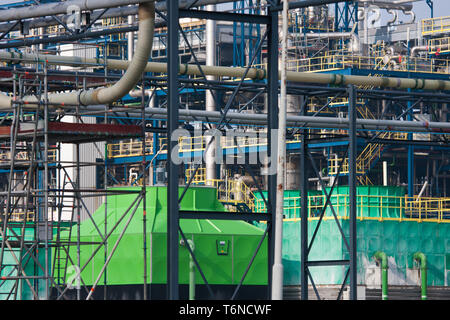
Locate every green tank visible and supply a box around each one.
[53,186,268,300]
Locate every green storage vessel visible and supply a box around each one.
[53,186,268,300]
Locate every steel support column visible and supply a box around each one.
[267,2,279,300]
[300,96,308,300]
[348,85,357,300]
[167,0,179,300]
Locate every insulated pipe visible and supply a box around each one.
[5,51,450,96]
[128,11,136,62]
[271,0,288,301]
[357,0,413,11]
[205,4,217,184]
[411,44,450,57]
[413,252,427,300]
[0,0,241,24]
[0,2,155,108]
[0,0,152,23]
[373,251,388,300]
[82,106,450,133]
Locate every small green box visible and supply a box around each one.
[216,239,229,255]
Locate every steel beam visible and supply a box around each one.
[167,0,179,300]
[266,2,279,300]
[348,84,357,300]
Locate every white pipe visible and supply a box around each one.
[386,9,398,25]
[272,0,288,301]
[205,4,217,184]
[128,11,135,62]
[403,10,415,24]
[0,2,155,109]
[383,161,388,186]
[416,180,428,200]
[0,0,152,23]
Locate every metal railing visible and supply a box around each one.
[187,177,256,212]
[327,132,408,176]
[422,15,450,36]
[255,194,450,223]
[0,211,34,222]
[428,36,450,54]
[0,149,57,163]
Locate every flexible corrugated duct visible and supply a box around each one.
[0,1,155,108]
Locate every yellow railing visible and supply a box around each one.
[0,211,35,222]
[108,137,156,158]
[422,15,450,36]
[255,194,450,223]
[188,178,256,212]
[428,36,450,54]
[327,132,408,176]
[185,167,206,183]
[0,149,57,163]
[286,54,450,75]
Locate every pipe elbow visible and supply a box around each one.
[413,252,427,269]
[373,251,388,269]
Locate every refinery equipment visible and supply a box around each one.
[0,0,448,301]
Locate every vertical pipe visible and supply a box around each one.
[141,77,148,300]
[103,81,108,300]
[128,9,135,62]
[205,4,217,184]
[187,239,195,300]
[267,1,279,300]
[348,84,357,300]
[373,251,388,300]
[383,161,388,186]
[413,252,427,300]
[300,95,308,300]
[271,0,288,301]
[167,0,180,300]
[407,93,414,197]
[43,62,49,300]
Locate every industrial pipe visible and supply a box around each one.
[413,252,427,300]
[187,239,196,300]
[0,0,151,23]
[80,106,450,133]
[373,251,388,300]
[411,43,450,57]
[4,51,450,100]
[0,1,155,109]
[272,0,288,300]
[357,0,413,11]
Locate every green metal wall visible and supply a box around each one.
[255,186,450,287]
[0,227,48,300]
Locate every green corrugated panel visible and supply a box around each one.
[324,186,406,218]
[0,226,48,300]
[281,216,450,286]
[254,190,322,219]
[57,186,268,287]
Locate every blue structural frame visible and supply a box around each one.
[233,0,261,67]
[334,1,358,33]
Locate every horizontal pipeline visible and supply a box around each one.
[1,51,450,92]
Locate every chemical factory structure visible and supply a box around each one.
[0,0,449,301]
